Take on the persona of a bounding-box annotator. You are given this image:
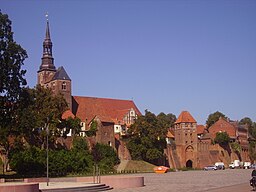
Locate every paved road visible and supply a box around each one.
[112,169,253,192]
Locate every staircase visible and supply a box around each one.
[40,183,113,192]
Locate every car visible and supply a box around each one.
[216,164,225,170]
[204,165,217,171]
[250,164,256,169]
[215,162,225,170]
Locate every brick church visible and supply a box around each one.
[37,19,141,157]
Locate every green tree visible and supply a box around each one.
[206,111,226,128]
[0,11,28,172]
[92,143,119,173]
[127,110,169,165]
[157,112,176,129]
[16,85,68,149]
[214,132,230,145]
[230,141,241,153]
[9,146,45,176]
[69,137,93,174]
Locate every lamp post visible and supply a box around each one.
[45,118,49,186]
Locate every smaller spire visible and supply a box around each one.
[39,13,55,72]
[45,13,51,40]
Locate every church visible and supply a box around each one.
[37,19,141,155]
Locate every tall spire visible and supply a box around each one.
[39,13,56,72]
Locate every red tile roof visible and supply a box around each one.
[197,125,206,134]
[62,109,75,119]
[72,96,141,124]
[167,130,175,138]
[175,111,197,124]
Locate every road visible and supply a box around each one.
[112,169,253,192]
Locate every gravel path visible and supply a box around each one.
[112,169,252,192]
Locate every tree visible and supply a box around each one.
[15,85,68,149]
[206,111,226,128]
[214,132,230,145]
[0,10,28,172]
[157,112,176,129]
[127,110,170,165]
[92,143,119,173]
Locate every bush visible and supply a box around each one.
[10,146,45,177]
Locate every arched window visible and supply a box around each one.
[62,82,67,90]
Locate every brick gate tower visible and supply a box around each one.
[174,111,198,168]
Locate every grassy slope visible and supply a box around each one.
[124,160,156,172]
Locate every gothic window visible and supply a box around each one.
[62,82,67,90]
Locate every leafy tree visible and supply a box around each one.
[92,143,119,173]
[214,132,230,145]
[16,85,68,149]
[157,112,176,129]
[127,110,170,165]
[230,141,241,153]
[86,120,98,137]
[69,137,93,174]
[0,10,28,172]
[58,117,82,137]
[9,146,45,176]
[206,111,226,128]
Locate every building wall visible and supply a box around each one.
[208,118,236,139]
[95,119,115,149]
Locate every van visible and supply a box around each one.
[244,162,251,169]
[215,162,225,170]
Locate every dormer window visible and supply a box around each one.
[62,82,67,90]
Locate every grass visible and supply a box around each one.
[122,160,156,173]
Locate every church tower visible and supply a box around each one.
[37,18,56,85]
[174,111,198,168]
[37,16,72,109]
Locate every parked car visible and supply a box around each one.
[204,165,217,171]
[215,162,225,170]
[244,162,251,169]
[250,164,256,169]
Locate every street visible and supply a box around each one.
[112,169,252,192]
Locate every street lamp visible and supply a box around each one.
[45,118,49,186]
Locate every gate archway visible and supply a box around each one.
[186,159,193,168]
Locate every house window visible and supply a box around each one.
[62,82,67,90]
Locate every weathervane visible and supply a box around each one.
[45,12,49,21]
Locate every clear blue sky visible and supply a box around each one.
[1,0,256,124]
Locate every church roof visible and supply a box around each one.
[72,96,141,124]
[175,111,197,124]
[52,66,71,81]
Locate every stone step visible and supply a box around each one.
[40,183,113,192]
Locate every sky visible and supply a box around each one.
[1,0,256,124]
